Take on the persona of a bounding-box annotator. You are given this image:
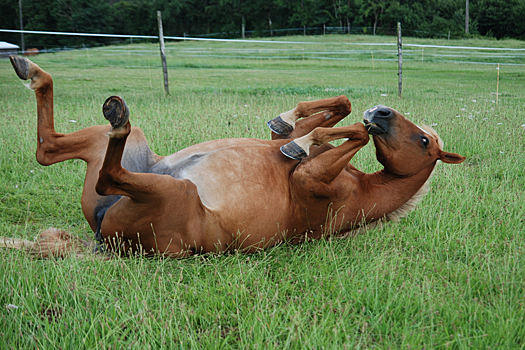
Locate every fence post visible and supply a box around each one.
[157,11,169,96]
[465,0,469,33]
[397,22,402,97]
[242,15,245,39]
[19,0,24,54]
[496,63,500,105]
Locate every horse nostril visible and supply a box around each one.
[364,106,393,135]
[377,109,391,117]
[367,106,392,119]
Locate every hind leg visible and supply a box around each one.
[10,56,161,167]
[96,97,207,257]
[267,95,352,140]
[10,56,162,232]
[10,55,111,166]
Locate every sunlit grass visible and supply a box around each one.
[0,35,524,348]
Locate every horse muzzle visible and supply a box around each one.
[363,105,394,136]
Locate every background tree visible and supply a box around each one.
[1,0,524,49]
[474,0,525,39]
[360,0,387,35]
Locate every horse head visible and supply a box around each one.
[364,105,466,176]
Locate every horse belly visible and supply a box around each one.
[184,154,292,215]
[182,150,297,241]
[148,139,299,245]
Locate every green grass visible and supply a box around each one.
[1,34,524,348]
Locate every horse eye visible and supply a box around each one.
[421,136,429,147]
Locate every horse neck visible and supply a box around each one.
[358,163,437,223]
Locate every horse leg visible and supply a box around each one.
[283,124,369,240]
[95,97,168,201]
[268,95,352,140]
[95,97,205,257]
[10,56,162,234]
[283,123,369,184]
[10,55,112,165]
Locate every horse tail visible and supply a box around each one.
[0,228,95,259]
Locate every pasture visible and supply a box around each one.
[0,35,524,348]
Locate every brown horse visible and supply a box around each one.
[2,56,465,258]
[23,48,39,57]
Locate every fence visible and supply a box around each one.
[1,28,525,68]
[193,26,456,39]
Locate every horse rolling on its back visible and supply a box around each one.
[1,56,466,258]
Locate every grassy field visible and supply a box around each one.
[0,34,524,348]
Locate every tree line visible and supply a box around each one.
[1,0,524,48]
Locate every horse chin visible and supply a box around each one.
[363,120,386,136]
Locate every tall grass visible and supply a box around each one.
[0,35,524,348]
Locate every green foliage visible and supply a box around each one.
[112,0,157,36]
[475,0,525,39]
[2,0,525,49]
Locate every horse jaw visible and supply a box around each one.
[337,166,435,239]
[383,124,442,222]
[339,125,444,239]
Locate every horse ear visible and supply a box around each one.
[439,151,466,164]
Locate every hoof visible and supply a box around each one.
[10,55,30,80]
[103,96,129,128]
[280,141,308,160]
[267,115,294,136]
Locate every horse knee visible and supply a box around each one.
[295,101,310,117]
[335,95,352,115]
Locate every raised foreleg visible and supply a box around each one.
[286,123,369,188]
[267,95,352,140]
[280,123,370,240]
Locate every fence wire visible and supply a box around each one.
[2,28,525,67]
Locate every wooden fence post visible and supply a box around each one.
[465,0,469,34]
[19,0,25,55]
[157,11,169,96]
[397,22,402,97]
[242,15,245,39]
[496,63,500,105]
